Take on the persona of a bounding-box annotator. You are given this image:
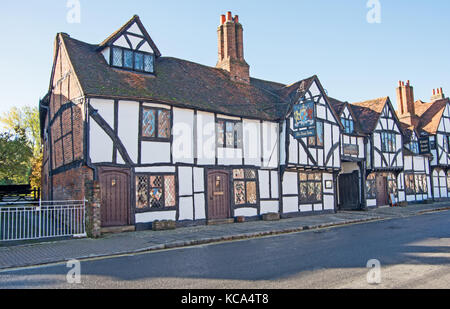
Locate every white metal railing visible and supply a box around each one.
[0,200,86,242]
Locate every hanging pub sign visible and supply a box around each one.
[292,101,316,139]
[419,137,430,155]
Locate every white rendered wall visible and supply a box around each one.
[117,101,139,163]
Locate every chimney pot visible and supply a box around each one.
[433,89,436,95]
[234,15,239,23]
[221,15,226,25]
[227,11,232,21]
[440,87,443,94]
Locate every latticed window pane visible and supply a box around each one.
[136,176,148,209]
[299,173,307,181]
[315,183,322,201]
[150,176,163,188]
[216,121,225,147]
[317,122,324,147]
[244,169,256,179]
[234,181,246,205]
[233,169,244,180]
[226,122,235,148]
[142,109,156,138]
[246,182,257,204]
[149,188,164,208]
[299,183,307,200]
[112,47,123,67]
[158,110,171,138]
[144,54,154,73]
[135,52,144,71]
[124,50,133,69]
[164,176,176,207]
[234,123,243,148]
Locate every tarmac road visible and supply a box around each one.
[0,210,449,289]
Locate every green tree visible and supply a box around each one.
[0,130,33,184]
[0,106,41,156]
[0,106,42,186]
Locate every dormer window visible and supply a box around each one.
[408,141,419,154]
[111,46,154,73]
[341,118,354,134]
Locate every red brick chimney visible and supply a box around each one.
[396,80,418,126]
[216,12,250,84]
[431,87,445,101]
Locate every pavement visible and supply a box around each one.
[0,202,449,271]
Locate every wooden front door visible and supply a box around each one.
[339,171,360,210]
[98,167,131,227]
[376,175,388,206]
[207,171,231,220]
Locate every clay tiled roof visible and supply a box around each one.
[418,98,449,134]
[61,33,293,121]
[328,97,347,116]
[350,97,389,134]
[398,122,415,143]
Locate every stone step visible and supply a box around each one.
[207,218,235,226]
[101,225,136,234]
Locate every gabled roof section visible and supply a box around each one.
[328,97,347,116]
[61,33,289,121]
[351,97,390,134]
[329,97,365,135]
[98,15,161,57]
[418,98,449,135]
[277,75,343,128]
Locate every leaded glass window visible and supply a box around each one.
[216,120,243,149]
[341,118,354,134]
[124,50,133,69]
[232,169,257,207]
[112,47,123,67]
[135,174,176,211]
[405,174,415,195]
[136,175,148,209]
[109,46,154,74]
[308,121,324,148]
[144,54,154,73]
[134,52,144,71]
[142,109,156,138]
[387,174,397,195]
[405,173,428,195]
[158,110,171,138]
[381,132,396,153]
[299,172,323,204]
[366,174,376,199]
[141,107,171,140]
[408,141,419,154]
[164,176,176,207]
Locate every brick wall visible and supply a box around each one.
[52,166,93,201]
[42,34,87,201]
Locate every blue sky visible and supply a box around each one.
[0,0,449,116]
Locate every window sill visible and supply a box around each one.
[136,207,177,214]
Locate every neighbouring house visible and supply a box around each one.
[328,98,367,211]
[397,85,450,200]
[39,13,450,232]
[350,97,405,208]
